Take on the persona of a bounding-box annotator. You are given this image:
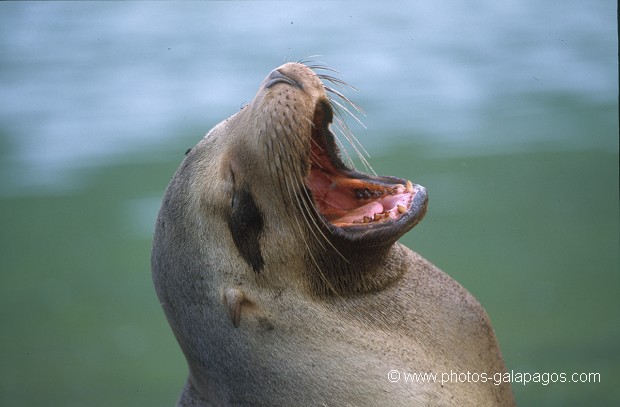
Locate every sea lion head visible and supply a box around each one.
[153,62,427,300]
[151,63,516,405]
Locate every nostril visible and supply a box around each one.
[265,69,303,89]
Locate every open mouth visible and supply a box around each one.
[305,100,427,235]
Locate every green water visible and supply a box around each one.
[397,148,619,406]
[1,136,617,406]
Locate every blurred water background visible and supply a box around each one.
[0,1,617,406]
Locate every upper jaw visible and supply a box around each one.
[305,101,428,248]
[260,65,429,249]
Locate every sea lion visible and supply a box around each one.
[151,62,515,406]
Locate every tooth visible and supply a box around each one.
[397,205,407,214]
[374,213,382,221]
[363,216,371,223]
[406,180,414,193]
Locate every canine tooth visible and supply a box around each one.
[397,205,407,214]
[406,180,414,193]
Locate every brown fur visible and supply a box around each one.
[152,62,515,406]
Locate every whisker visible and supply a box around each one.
[331,115,375,175]
[265,60,381,295]
[297,56,325,65]
[327,93,376,174]
[332,131,356,170]
[295,168,350,265]
[274,139,345,295]
[326,89,366,126]
[323,83,365,113]
[277,164,339,295]
[283,170,326,252]
[293,217,340,296]
[317,73,358,92]
[278,121,350,264]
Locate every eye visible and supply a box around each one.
[228,173,264,273]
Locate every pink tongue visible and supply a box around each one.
[334,202,383,224]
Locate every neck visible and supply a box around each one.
[307,243,406,296]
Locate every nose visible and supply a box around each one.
[264,69,303,89]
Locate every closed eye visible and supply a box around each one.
[228,170,264,273]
